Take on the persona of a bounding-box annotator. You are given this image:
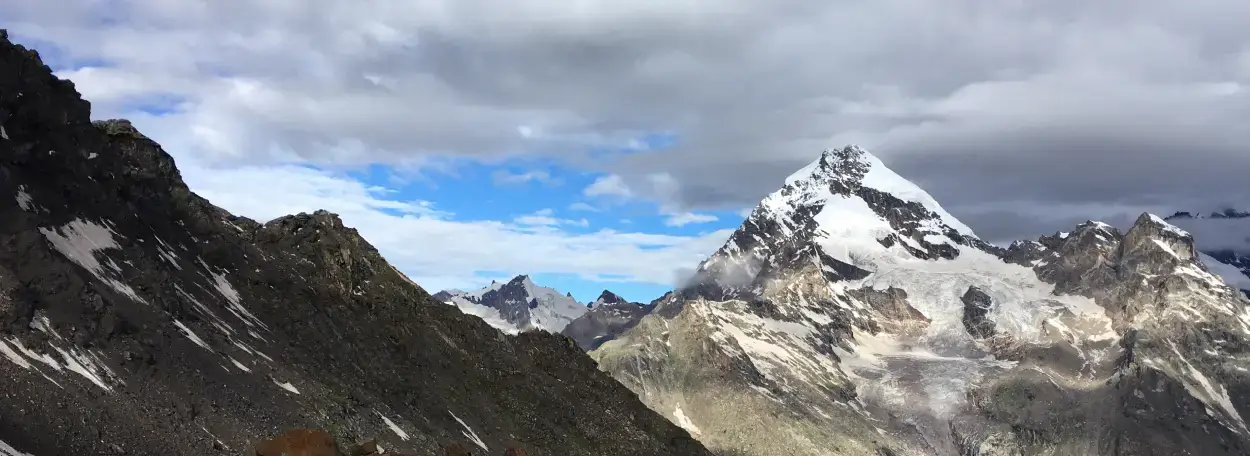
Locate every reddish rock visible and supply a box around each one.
[443,442,474,456]
[253,429,343,456]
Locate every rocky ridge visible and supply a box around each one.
[591,146,1250,455]
[0,32,709,456]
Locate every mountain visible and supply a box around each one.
[591,145,1250,455]
[435,275,588,334]
[561,290,651,351]
[1165,210,1250,297]
[0,32,710,456]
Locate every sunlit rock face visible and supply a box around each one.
[593,145,1250,456]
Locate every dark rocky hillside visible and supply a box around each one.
[0,31,709,456]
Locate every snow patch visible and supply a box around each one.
[52,345,115,391]
[857,151,976,237]
[0,439,33,456]
[200,260,268,330]
[378,412,410,440]
[39,219,146,304]
[173,320,213,352]
[229,357,252,372]
[153,236,183,270]
[1168,343,1247,433]
[673,403,702,435]
[273,380,300,394]
[445,299,521,335]
[14,186,33,211]
[0,340,32,369]
[449,411,489,452]
[1148,213,1191,238]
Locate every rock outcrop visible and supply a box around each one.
[960,286,995,339]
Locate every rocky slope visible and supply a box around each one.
[434,275,588,334]
[561,291,650,351]
[1166,210,1250,296]
[591,145,1250,455]
[0,32,709,456]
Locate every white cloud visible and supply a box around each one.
[664,212,719,227]
[568,202,600,212]
[177,160,728,292]
[513,209,561,226]
[583,174,632,198]
[513,208,590,229]
[492,169,556,186]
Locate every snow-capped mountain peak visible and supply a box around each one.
[437,275,588,333]
[776,145,976,237]
[680,145,991,310]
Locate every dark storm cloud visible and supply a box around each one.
[7,0,1250,242]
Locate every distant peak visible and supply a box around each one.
[596,290,624,303]
[1165,211,1196,220]
[589,289,634,309]
[1214,208,1250,219]
[1164,208,1250,220]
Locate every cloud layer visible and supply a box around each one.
[7,0,1249,280]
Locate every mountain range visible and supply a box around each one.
[429,147,1250,455]
[585,146,1250,455]
[434,278,649,352]
[0,32,708,456]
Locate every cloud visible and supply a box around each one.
[663,212,719,227]
[1167,216,1250,253]
[513,208,591,229]
[583,174,632,198]
[10,0,1250,244]
[174,158,729,292]
[568,202,600,212]
[492,169,557,186]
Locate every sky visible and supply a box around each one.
[4,0,1250,303]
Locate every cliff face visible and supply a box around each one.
[0,31,710,456]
